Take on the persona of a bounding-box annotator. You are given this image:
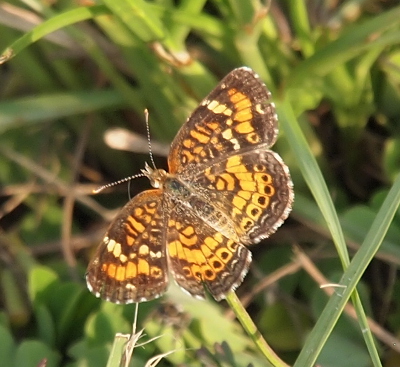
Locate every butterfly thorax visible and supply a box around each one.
[163,175,240,243]
[143,162,239,241]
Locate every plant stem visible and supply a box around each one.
[225,291,290,367]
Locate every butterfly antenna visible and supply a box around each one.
[144,108,157,169]
[93,172,146,194]
[93,109,155,195]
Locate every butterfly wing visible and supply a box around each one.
[86,189,169,303]
[168,67,293,244]
[193,148,293,244]
[166,202,251,301]
[168,67,278,174]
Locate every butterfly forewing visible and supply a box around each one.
[86,190,169,303]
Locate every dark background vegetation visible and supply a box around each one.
[1,1,400,366]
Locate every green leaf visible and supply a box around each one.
[85,302,131,346]
[14,340,60,367]
[28,266,59,305]
[34,303,56,347]
[0,324,16,367]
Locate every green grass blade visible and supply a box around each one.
[287,0,314,57]
[102,0,164,41]
[288,5,400,88]
[0,90,125,130]
[293,174,400,366]
[278,100,381,365]
[167,0,208,47]
[106,333,130,367]
[278,101,349,263]
[0,5,109,61]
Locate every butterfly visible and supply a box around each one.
[86,67,293,303]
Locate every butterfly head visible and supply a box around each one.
[142,161,168,189]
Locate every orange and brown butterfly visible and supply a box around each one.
[86,67,293,303]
